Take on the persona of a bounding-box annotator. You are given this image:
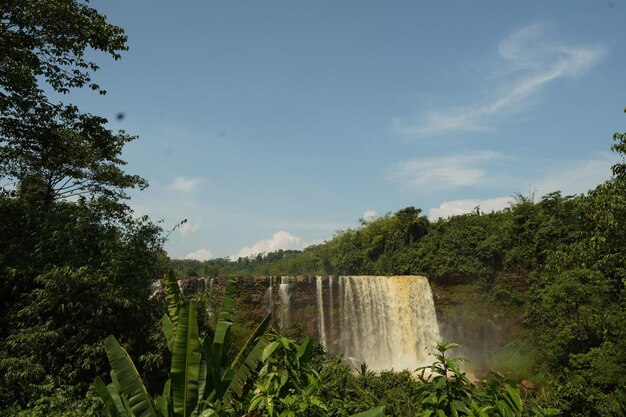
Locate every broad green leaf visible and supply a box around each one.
[221,314,271,400]
[171,301,202,417]
[162,314,175,352]
[213,279,236,346]
[262,341,281,361]
[503,384,522,413]
[155,395,169,417]
[296,337,313,364]
[197,358,207,404]
[165,270,182,329]
[224,333,271,401]
[104,336,158,417]
[94,376,126,417]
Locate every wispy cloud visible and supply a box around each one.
[184,248,214,261]
[393,22,605,137]
[389,151,502,189]
[230,231,314,259]
[428,196,512,220]
[167,176,207,193]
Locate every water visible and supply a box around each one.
[340,276,440,370]
[309,275,440,371]
[316,276,327,348]
[279,276,294,329]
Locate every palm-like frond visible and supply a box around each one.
[104,336,158,417]
[171,301,202,417]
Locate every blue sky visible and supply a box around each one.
[72,1,626,260]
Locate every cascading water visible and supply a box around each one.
[280,275,440,371]
[338,276,440,370]
[328,276,334,349]
[279,276,294,329]
[316,276,327,348]
[267,276,273,315]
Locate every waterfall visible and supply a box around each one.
[338,276,440,371]
[316,276,327,348]
[329,276,334,348]
[149,280,162,299]
[279,276,293,329]
[267,276,273,315]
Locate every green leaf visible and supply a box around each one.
[155,395,169,417]
[222,314,272,401]
[296,337,313,364]
[171,301,202,417]
[262,340,281,361]
[224,333,271,401]
[94,376,126,417]
[349,406,385,417]
[162,314,175,352]
[213,279,236,346]
[165,270,182,328]
[104,336,158,417]
[503,384,522,413]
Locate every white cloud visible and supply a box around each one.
[426,152,619,220]
[389,151,501,189]
[230,231,310,259]
[362,210,379,222]
[167,176,206,193]
[535,152,618,196]
[428,196,512,220]
[179,221,201,237]
[394,22,605,137]
[184,247,214,261]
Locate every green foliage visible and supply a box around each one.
[248,336,327,417]
[414,343,528,417]
[97,276,273,417]
[1,0,146,205]
[0,198,165,413]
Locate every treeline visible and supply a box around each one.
[173,191,584,283]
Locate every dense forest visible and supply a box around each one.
[1,1,625,416]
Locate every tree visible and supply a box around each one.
[0,2,164,413]
[0,0,145,205]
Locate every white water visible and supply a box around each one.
[270,275,439,371]
[339,276,440,370]
[328,276,334,349]
[279,276,294,329]
[316,276,327,348]
[267,276,273,314]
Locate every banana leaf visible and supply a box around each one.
[205,279,237,397]
[162,314,175,352]
[213,279,236,346]
[171,301,202,417]
[104,336,158,417]
[222,314,272,401]
[165,270,182,329]
[94,376,126,417]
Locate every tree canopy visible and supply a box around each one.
[0,0,145,206]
